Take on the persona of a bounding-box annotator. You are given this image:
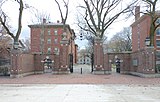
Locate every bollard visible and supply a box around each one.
[81,68,82,74]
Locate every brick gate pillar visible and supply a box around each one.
[52,38,70,74]
[60,39,70,73]
[143,47,156,74]
[93,37,108,74]
[10,49,22,78]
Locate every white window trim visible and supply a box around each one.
[156,39,160,48]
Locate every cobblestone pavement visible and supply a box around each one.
[0,65,160,85]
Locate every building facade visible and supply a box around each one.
[77,56,91,65]
[131,7,160,74]
[131,6,160,52]
[28,20,77,63]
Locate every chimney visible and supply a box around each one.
[43,18,46,23]
[135,6,140,21]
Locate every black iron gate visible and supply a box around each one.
[91,53,94,72]
[69,53,73,73]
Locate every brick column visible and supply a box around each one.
[143,47,155,74]
[52,39,70,74]
[93,37,110,74]
[10,49,22,78]
[60,39,70,73]
[52,54,60,73]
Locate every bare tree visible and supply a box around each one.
[77,0,137,39]
[107,27,132,52]
[21,38,31,53]
[0,0,24,48]
[141,0,160,46]
[31,9,51,24]
[54,0,69,25]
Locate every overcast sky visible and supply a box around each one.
[1,0,160,49]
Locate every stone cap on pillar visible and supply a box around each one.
[94,37,103,44]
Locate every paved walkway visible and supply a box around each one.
[1,65,160,102]
[0,65,160,84]
[0,84,160,102]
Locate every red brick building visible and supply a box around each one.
[28,20,78,63]
[131,6,160,52]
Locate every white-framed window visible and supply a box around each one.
[54,29,58,35]
[54,47,59,53]
[156,40,160,47]
[47,38,51,44]
[54,38,58,44]
[48,29,50,35]
[156,28,160,36]
[47,47,51,54]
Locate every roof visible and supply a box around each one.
[131,15,149,27]
[28,22,70,28]
[28,22,75,38]
[131,11,160,27]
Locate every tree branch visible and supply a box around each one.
[15,0,24,42]
[55,0,64,24]
[0,12,15,39]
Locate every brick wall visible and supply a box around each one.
[10,52,35,77]
[34,54,44,73]
[131,15,151,52]
[20,54,34,73]
[106,53,131,74]
[103,54,111,72]
[131,47,156,74]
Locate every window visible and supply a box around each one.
[156,40,160,47]
[47,48,51,54]
[47,38,51,44]
[156,52,160,60]
[48,29,50,35]
[156,28,160,36]
[54,38,58,44]
[156,18,160,24]
[54,29,58,35]
[54,48,59,53]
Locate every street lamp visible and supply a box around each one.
[145,37,150,46]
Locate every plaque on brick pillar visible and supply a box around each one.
[10,48,22,78]
[93,37,105,74]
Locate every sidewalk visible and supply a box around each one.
[0,84,160,102]
[1,65,160,102]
